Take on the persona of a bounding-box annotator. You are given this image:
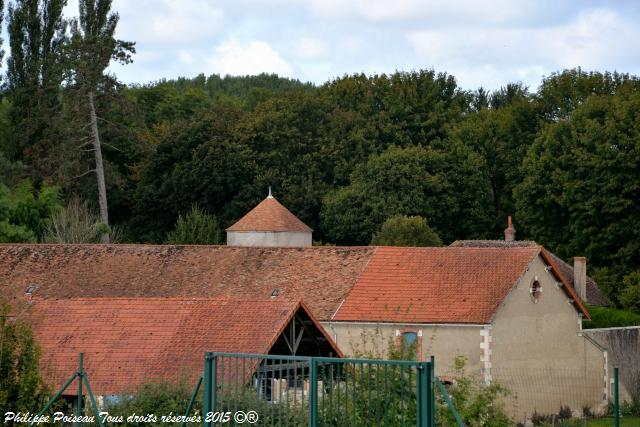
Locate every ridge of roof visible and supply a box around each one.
[539,248,591,320]
[333,245,542,324]
[226,197,313,232]
[24,296,335,395]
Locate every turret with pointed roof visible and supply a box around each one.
[226,189,313,247]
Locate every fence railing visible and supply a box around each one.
[202,352,439,427]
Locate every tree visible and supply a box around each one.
[131,107,254,242]
[450,96,539,234]
[371,215,442,247]
[515,92,640,306]
[43,196,112,243]
[321,144,490,245]
[165,204,222,245]
[620,271,640,314]
[0,299,50,414]
[68,0,135,242]
[0,180,61,242]
[5,0,68,174]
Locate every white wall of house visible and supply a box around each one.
[490,256,607,420]
[322,254,608,422]
[322,321,484,375]
[226,231,312,247]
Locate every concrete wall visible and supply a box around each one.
[321,321,484,377]
[491,256,607,420]
[584,327,640,405]
[226,231,312,247]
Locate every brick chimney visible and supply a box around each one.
[504,216,516,242]
[573,257,587,302]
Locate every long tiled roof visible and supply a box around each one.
[226,196,312,232]
[1,243,590,324]
[25,297,326,395]
[333,246,542,323]
[1,244,373,320]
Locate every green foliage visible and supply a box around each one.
[43,196,115,243]
[165,204,222,245]
[0,299,50,415]
[0,180,61,242]
[451,96,540,233]
[322,144,490,244]
[583,305,640,329]
[620,271,640,313]
[437,356,511,427]
[5,0,68,178]
[371,215,442,247]
[103,380,196,426]
[515,90,640,307]
[131,106,254,242]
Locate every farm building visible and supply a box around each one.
[22,297,340,397]
[0,195,611,419]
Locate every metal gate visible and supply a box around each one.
[202,352,437,427]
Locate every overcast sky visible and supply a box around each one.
[21,0,640,90]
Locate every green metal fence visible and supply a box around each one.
[202,352,442,427]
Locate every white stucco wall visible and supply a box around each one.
[226,231,312,247]
[490,256,607,420]
[322,321,484,375]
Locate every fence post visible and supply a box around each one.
[203,353,212,427]
[614,367,620,427]
[75,352,84,427]
[309,357,318,427]
[430,356,436,427]
[417,361,429,427]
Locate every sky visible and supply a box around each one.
[6,0,640,90]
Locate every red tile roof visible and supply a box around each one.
[2,244,590,326]
[25,297,333,395]
[451,240,607,307]
[226,196,312,232]
[333,246,543,323]
[1,245,373,320]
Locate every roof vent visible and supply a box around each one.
[270,288,280,298]
[25,284,37,295]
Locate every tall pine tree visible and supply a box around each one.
[68,0,134,242]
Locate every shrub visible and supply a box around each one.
[0,299,50,415]
[103,380,197,426]
[43,196,118,243]
[583,305,640,329]
[371,215,443,247]
[165,204,222,245]
[437,356,512,427]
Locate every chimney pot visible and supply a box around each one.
[504,216,516,242]
[573,257,587,302]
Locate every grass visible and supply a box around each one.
[587,417,640,426]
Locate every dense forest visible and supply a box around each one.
[0,0,639,315]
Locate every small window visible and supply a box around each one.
[530,280,542,303]
[402,332,418,346]
[397,331,421,360]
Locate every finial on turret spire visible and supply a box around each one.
[267,186,273,198]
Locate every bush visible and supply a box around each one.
[370,215,443,247]
[165,204,222,245]
[0,299,50,415]
[0,180,61,242]
[583,305,640,329]
[103,380,197,426]
[43,196,118,243]
[437,356,512,427]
